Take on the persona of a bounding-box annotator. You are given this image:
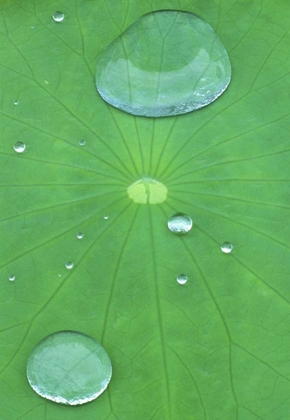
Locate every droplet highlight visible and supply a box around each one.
[53,11,64,22]
[26,331,112,405]
[96,10,231,117]
[9,275,15,282]
[13,142,26,153]
[13,100,19,105]
[168,213,193,234]
[221,242,233,254]
[177,274,188,285]
[76,232,84,239]
[103,215,109,220]
[65,261,73,269]
[79,139,86,146]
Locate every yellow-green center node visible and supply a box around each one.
[127,178,167,204]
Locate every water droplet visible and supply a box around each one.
[13,100,19,105]
[103,215,109,220]
[221,242,233,254]
[53,11,64,22]
[65,261,73,269]
[26,331,112,405]
[168,213,192,234]
[58,274,62,277]
[79,139,86,146]
[76,232,84,239]
[13,142,26,153]
[31,26,34,29]
[177,274,188,285]
[96,10,231,117]
[9,275,15,282]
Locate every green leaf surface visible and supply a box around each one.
[0,0,289,419]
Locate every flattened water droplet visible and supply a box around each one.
[168,213,192,234]
[76,232,84,239]
[65,261,73,269]
[103,215,109,220]
[53,11,64,22]
[13,100,19,105]
[221,242,233,253]
[26,331,112,405]
[9,275,15,282]
[96,10,231,117]
[13,142,26,153]
[79,139,86,146]
[177,274,188,285]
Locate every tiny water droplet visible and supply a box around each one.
[58,274,62,277]
[9,275,15,282]
[221,242,233,254]
[53,11,64,22]
[31,26,34,29]
[13,142,26,153]
[168,213,192,234]
[96,10,231,117]
[26,331,112,405]
[76,232,84,239]
[103,215,109,220]
[79,139,86,146]
[177,274,188,285]
[65,261,73,269]
[13,100,19,105]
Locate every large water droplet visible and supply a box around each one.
[65,261,73,269]
[13,142,26,153]
[177,274,188,285]
[168,213,192,234]
[26,331,112,405]
[221,242,233,253]
[53,11,64,22]
[96,10,231,117]
[76,232,84,239]
[9,275,15,282]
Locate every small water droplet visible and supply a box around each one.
[168,213,192,234]
[13,142,26,153]
[9,275,15,282]
[65,261,73,269]
[31,26,34,29]
[76,232,84,239]
[13,100,19,105]
[53,11,64,22]
[177,274,188,285]
[103,215,109,220]
[26,331,112,405]
[79,139,86,146]
[58,274,62,277]
[96,10,231,117]
[221,242,233,254]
